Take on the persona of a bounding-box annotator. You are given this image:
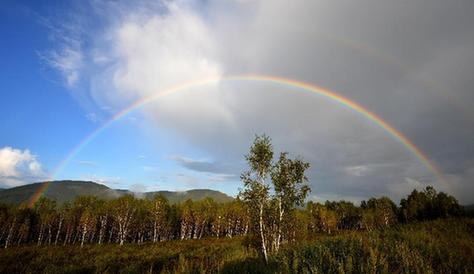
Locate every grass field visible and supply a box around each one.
[1,218,472,274]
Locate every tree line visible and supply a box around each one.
[0,136,464,258]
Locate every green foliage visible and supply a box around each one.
[0,237,251,274]
[272,152,311,209]
[275,218,474,274]
[0,219,472,273]
[245,134,274,180]
[239,135,312,260]
[0,183,466,253]
[400,186,463,222]
[0,137,470,273]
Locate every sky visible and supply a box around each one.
[0,0,473,204]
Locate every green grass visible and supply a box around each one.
[1,218,473,274]
[274,218,474,273]
[0,238,254,274]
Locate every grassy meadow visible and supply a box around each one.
[1,218,472,274]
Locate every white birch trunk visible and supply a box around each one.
[259,203,268,263]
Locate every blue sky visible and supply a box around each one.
[1,0,473,203]
[0,3,87,172]
[0,1,241,195]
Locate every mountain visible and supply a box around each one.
[0,180,233,205]
[144,189,234,204]
[465,204,474,217]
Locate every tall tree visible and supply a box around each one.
[110,195,137,245]
[271,152,310,251]
[364,197,398,228]
[239,134,273,262]
[3,205,17,248]
[148,195,169,243]
[133,199,151,244]
[180,200,195,240]
[96,199,109,245]
[34,197,57,246]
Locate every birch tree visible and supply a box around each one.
[180,200,195,240]
[34,197,57,246]
[74,196,100,247]
[239,135,273,263]
[96,199,109,245]
[4,206,17,248]
[271,152,310,251]
[111,194,137,245]
[149,195,169,243]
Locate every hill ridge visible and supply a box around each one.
[0,180,234,204]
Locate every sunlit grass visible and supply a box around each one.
[1,218,472,273]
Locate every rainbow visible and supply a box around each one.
[27,74,445,207]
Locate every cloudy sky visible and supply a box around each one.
[1,0,473,204]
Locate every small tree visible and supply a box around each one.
[239,134,312,261]
[365,197,397,228]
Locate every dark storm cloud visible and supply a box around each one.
[49,0,474,203]
[169,155,237,175]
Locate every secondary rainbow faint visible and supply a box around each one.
[27,74,446,207]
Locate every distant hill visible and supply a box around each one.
[144,189,234,204]
[0,180,233,205]
[465,204,474,217]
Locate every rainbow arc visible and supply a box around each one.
[27,75,446,207]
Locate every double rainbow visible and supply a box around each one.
[27,74,445,207]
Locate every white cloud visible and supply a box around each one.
[0,147,46,187]
[112,4,221,94]
[37,9,84,88]
[42,0,474,202]
[44,46,83,87]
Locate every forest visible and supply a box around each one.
[0,136,472,273]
